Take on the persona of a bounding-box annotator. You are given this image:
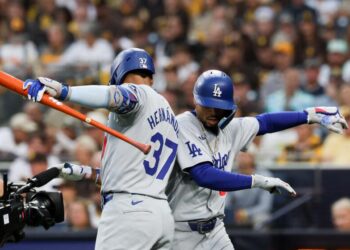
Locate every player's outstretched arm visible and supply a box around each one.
[54,163,101,185]
[256,106,348,135]
[23,78,138,113]
[189,163,296,197]
[251,174,296,196]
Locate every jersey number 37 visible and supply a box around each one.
[143,132,178,180]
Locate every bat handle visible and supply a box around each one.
[143,144,151,155]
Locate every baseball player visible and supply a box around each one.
[164,69,348,250]
[23,48,179,250]
[52,69,348,250]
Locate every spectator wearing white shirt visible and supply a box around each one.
[0,113,37,159]
[8,133,60,184]
[59,22,114,70]
[318,39,350,87]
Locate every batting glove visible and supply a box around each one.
[23,77,70,102]
[252,174,296,196]
[54,163,92,181]
[305,107,348,134]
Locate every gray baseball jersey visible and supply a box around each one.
[101,84,179,199]
[167,111,259,221]
[96,84,178,250]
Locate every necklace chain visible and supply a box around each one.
[200,123,219,158]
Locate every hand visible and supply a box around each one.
[54,163,92,181]
[305,107,349,134]
[23,77,70,102]
[252,174,296,196]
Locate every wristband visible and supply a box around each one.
[95,168,101,184]
[58,84,70,101]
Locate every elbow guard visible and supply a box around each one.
[109,86,138,113]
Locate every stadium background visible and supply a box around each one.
[1,0,350,249]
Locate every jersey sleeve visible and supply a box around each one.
[109,84,143,114]
[176,117,212,171]
[225,117,259,152]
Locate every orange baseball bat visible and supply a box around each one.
[0,71,151,154]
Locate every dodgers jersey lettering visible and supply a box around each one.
[167,111,259,221]
[101,84,179,199]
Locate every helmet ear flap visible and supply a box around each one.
[218,109,236,129]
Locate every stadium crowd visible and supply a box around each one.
[1,0,350,233]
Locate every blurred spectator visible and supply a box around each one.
[305,0,340,26]
[252,128,299,166]
[67,2,96,38]
[169,45,199,85]
[277,124,322,164]
[265,68,314,112]
[318,39,350,87]
[294,9,325,65]
[39,23,69,76]
[272,12,296,45]
[260,41,295,103]
[57,180,78,220]
[23,102,45,130]
[188,0,222,44]
[9,153,60,191]
[254,6,275,39]
[58,21,114,81]
[74,135,98,166]
[8,133,60,185]
[66,199,93,231]
[232,72,262,116]
[331,197,350,231]
[83,109,108,150]
[251,35,274,89]
[321,106,350,166]
[284,0,318,25]
[225,152,273,229]
[338,84,350,107]
[300,58,337,106]
[27,0,57,47]
[0,33,39,79]
[0,113,37,159]
[46,114,79,160]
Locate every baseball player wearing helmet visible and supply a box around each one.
[166,69,348,250]
[23,48,179,250]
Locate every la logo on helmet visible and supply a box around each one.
[212,84,222,97]
[139,58,148,69]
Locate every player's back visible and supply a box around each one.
[101,84,179,200]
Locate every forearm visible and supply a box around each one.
[188,163,252,191]
[69,86,111,108]
[81,167,101,186]
[256,111,307,135]
[90,168,101,186]
[69,85,138,113]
